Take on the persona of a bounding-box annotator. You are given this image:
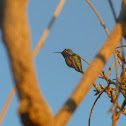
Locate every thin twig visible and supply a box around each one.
[32,0,66,57]
[88,92,103,126]
[107,62,116,77]
[116,100,126,119]
[118,59,123,67]
[112,99,126,126]
[116,50,126,63]
[116,45,126,49]
[88,84,110,126]
[0,87,16,124]
[86,0,109,36]
[113,52,119,107]
[77,55,90,65]
[108,0,117,22]
[117,102,126,115]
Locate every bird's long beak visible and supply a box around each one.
[53,52,62,53]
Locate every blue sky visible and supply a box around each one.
[0,0,125,126]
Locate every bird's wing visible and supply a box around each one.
[76,55,83,71]
[70,55,83,72]
[65,56,72,67]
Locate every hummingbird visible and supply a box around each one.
[54,49,84,74]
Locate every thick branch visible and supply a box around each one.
[55,23,122,126]
[1,0,53,126]
[55,1,126,125]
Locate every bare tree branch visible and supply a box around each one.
[0,0,66,125]
[0,87,16,124]
[1,0,54,126]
